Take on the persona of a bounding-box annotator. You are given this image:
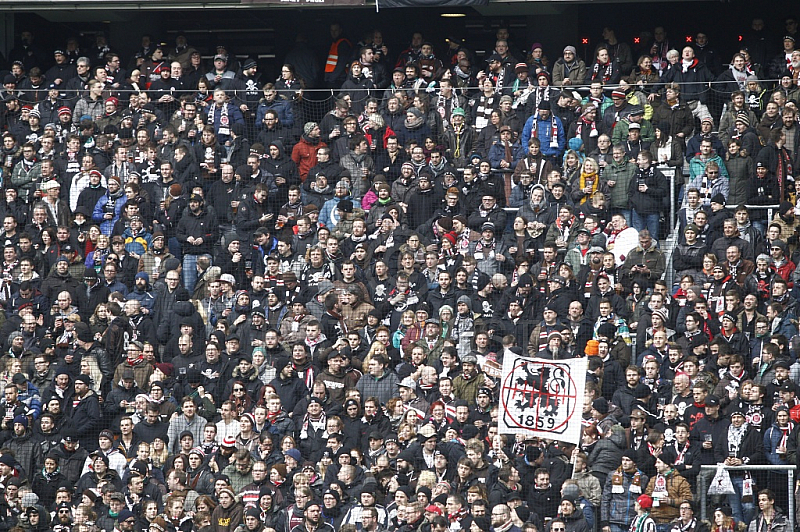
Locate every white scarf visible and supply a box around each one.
[727,422,748,455]
[208,103,230,136]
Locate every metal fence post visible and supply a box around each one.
[668,168,676,235]
[789,468,795,532]
[699,470,707,521]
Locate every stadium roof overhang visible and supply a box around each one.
[0,0,696,13]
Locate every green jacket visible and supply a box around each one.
[10,160,42,203]
[611,118,655,145]
[605,160,636,209]
[415,336,445,366]
[453,370,483,405]
[621,244,666,290]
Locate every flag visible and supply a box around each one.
[499,353,587,444]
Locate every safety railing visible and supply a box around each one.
[698,464,796,530]
[663,166,780,289]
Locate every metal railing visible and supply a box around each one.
[698,464,796,529]
[663,166,781,290]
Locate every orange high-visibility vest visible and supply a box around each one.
[325,38,350,73]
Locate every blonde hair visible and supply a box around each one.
[362,339,389,372]
[418,470,437,490]
[369,113,385,128]
[582,158,599,174]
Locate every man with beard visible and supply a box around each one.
[291,499,333,532]
[452,353,483,405]
[255,109,289,150]
[126,271,156,316]
[68,374,103,451]
[233,58,261,115]
[269,357,307,415]
[490,504,521,532]
[517,183,552,236]
[522,100,566,165]
[307,146,346,186]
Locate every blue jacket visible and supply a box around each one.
[601,467,649,527]
[126,287,156,314]
[17,382,42,419]
[764,422,794,473]
[319,194,352,229]
[92,193,127,236]
[521,114,566,157]
[255,98,294,129]
[122,227,152,257]
[205,102,244,144]
[772,311,798,338]
[488,140,524,169]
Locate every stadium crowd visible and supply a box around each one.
[1,12,800,532]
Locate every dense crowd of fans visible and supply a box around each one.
[1,13,800,532]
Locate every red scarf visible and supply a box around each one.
[779,422,796,448]
[575,118,598,140]
[448,506,469,523]
[126,354,144,366]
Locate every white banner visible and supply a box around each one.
[499,354,587,444]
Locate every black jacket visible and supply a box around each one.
[661,58,713,103]
[713,422,765,471]
[67,391,103,451]
[628,165,667,214]
[176,203,218,256]
[260,140,300,206]
[269,374,308,414]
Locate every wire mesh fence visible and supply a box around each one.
[11,77,794,146]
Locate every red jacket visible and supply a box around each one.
[773,260,796,287]
[291,137,327,182]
